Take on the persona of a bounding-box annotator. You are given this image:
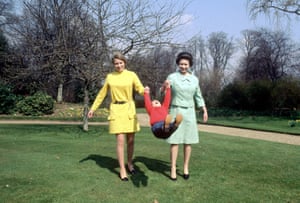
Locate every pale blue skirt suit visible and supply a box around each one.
[166,72,206,144]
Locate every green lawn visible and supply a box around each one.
[205,116,300,135]
[0,124,299,203]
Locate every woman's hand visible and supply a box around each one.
[88,110,94,118]
[202,106,208,123]
[160,80,170,92]
[164,80,170,88]
[144,86,150,94]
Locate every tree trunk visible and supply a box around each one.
[57,83,63,103]
[83,86,89,131]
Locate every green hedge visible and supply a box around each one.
[217,79,300,114]
[0,84,17,114]
[16,91,55,116]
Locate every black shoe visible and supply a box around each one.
[170,176,177,181]
[127,165,136,175]
[183,174,189,180]
[119,175,129,181]
[129,169,136,175]
[120,177,129,181]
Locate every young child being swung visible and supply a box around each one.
[144,81,182,139]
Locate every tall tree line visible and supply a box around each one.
[1,0,187,130]
[1,0,300,126]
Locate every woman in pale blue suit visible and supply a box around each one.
[164,52,208,181]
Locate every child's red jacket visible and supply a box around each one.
[144,87,171,126]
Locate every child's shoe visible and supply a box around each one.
[164,114,173,131]
[174,114,183,127]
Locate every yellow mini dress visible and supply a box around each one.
[90,70,144,134]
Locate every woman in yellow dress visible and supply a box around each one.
[88,52,144,181]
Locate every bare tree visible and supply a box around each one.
[208,32,234,74]
[0,0,15,28]
[9,0,187,130]
[247,0,300,18]
[69,4,110,131]
[9,0,88,103]
[289,43,300,77]
[130,45,178,99]
[86,0,186,53]
[0,30,8,79]
[78,0,186,130]
[0,0,20,82]
[186,34,208,77]
[238,28,295,82]
[206,32,234,106]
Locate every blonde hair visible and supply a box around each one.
[112,52,127,64]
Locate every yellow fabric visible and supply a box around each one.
[90,69,144,134]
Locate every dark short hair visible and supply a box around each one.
[176,52,193,67]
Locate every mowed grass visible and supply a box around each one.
[0,125,299,203]
[206,116,300,135]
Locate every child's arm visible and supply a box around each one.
[162,81,171,109]
[144,86,152,115]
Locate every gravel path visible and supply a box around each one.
[136,114,300,146]
[0,113,299,146]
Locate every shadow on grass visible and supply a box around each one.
[79,155,171,187]
[134,156,170,179]
[79,154,150,187]
[129,161,148,187]
[79,154,119,176]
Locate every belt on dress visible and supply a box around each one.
[113,101,127,104]
[171,105,189,109]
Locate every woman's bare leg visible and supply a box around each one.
[126,133,135,171]
[170,144,179,179]
[116,133,127,178]
[183,144,192,175]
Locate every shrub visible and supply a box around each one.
[0,84,17,114]
[271,78,300,109]
[246,80,273,111]
[217,82,248,110]
[76,86,102,104]
[17,91,55,116]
